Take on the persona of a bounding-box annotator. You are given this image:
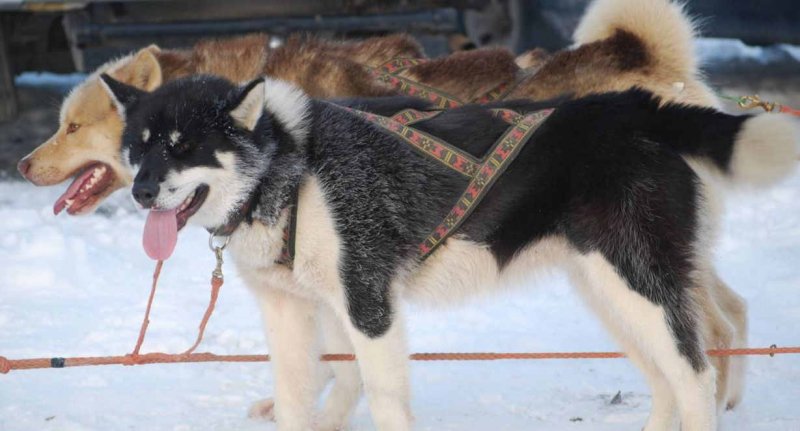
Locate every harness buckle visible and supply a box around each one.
[208,233,231,281]
[738,95,777,112]
[208,232,231,252]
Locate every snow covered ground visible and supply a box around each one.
[1,165,800,431]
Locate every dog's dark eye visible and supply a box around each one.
[170,140,191,155]
[66,123,80,134]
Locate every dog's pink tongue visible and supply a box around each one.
[143,208,178,261]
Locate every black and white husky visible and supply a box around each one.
[100,73,797,431]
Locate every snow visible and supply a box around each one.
[14,73,86,94]
[1,174,799,431]
[696,38,800,67]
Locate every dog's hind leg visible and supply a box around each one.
[252,285,322,430]
[315,304,364,431]
[694,274,737,413]
[571,253,716,431]
[569,269,678,431]
[690,169,747,411]
[709,273,748,410]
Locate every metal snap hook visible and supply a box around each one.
[208,233,231,252]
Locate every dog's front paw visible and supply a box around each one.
[248,398,276,421]
[313,412,350,431]
[313,418,345,431]
[726,394,743,411]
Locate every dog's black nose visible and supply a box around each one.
[132,182,159,208]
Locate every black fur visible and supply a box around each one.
[110,76,754,371]
[330,96,433,117]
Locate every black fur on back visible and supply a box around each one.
[329,96,433,117]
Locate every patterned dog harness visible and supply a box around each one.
[366,58,516,108]
[347,107,553,259]
[259,106,551,267]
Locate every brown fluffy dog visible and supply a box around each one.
[18,0,745,414]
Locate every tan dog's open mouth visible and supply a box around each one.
[53,162,116,215]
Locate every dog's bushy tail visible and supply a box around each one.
[727,114,799,186]
[573,0,697,78]
[654,104,799,187]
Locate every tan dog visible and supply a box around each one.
[18,0,746,415]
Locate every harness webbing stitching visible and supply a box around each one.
[390,109,442,125]
[375,58,427,74]
[342,105,553,258]
[369,69,464,109]
[344,107,480,178]
[369,58,518,107]
[418,109,553,258]
[473,80,514,104]
[389,108,524,127]
[490,108,524,125]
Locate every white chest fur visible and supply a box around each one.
[228,176,345,302]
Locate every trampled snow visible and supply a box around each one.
[1,170,799,430]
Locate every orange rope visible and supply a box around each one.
[1,260,799,376]
[2,347,800,374]
[130,260,164,356]
[780,104,800,117]
[181,273,223,355]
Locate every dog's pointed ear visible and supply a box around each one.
[135,45,164,91]
[229,78,266,131]
[99,73,146,117]
[115,45,164,92]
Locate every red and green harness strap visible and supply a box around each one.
[388,108,525,127]
[389,108,442,126]
[367,58,516,108]
[367,59,462,109]
[345,106,553,260]
[347,108,480,178]
[415,109,551,258]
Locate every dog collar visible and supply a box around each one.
[209,194,258,238]
[208,186,298,268]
